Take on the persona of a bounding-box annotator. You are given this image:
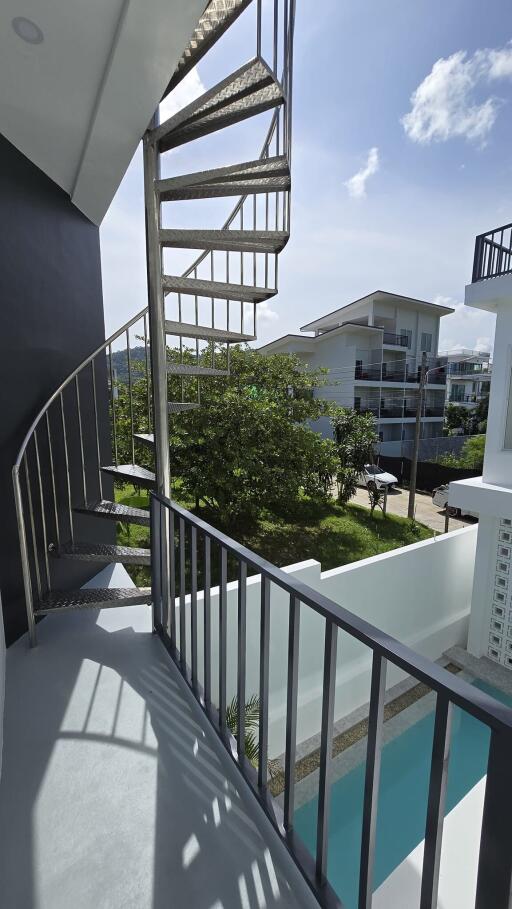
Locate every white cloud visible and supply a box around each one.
[435,295,494,354]
[160,67,206,122]
[344,147,380,199]
[402,42,512,145]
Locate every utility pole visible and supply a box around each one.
[408,351,428,520]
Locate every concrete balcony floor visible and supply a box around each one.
[0,565,317,909]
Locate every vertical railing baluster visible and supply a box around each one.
[237,561,248,760]
[258,574,270,790]
[24,456,42,603]
[359,653,387,909]
[204,534,212,708]
[191,525,198,690]
[45,411,59,544]
[91,360,103,500]
[219,546,228,731]
[316,620,338,883]
[108,344,118,466]
[60,392,73,542]
[169,509,176,646]
[143,313,152,432]
[284,594,300,830]
[126,328,135,464]
[179,516,186,669]
[475,729,512,908]
[420,695,453,909]
[12,461,35,646]
[256,0,262,57]
[150,496,162,630]
[33,430,50,592]
[273,0,278,74]
[75,376,87,503]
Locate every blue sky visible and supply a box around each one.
[100,0,512,354]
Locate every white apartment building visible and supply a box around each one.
[260,290,453,453]
[443,348,492,409]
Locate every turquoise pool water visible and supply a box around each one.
[293,680,512,908]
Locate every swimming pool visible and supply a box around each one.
[293,679,512,908]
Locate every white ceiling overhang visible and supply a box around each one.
[0,0,205,224]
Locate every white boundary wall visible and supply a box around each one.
[177,525,477,757]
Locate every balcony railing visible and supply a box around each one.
[382,331,409,347]
[473,222,512,282]
[424,406,445,417]
[151,492,512,909]
[355,364,447,385]
[450,393,475,404]
[354,403,379,416]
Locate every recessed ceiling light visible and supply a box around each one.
[12,16,44,44]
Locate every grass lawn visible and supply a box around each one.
[115,485,433,586]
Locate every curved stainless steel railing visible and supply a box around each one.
[13,0,295,645]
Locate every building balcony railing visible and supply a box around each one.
[473,222,512,282]
[450,393,475,404]
[354,403,379,416]
[150,492,512,909]
[424,406,445,417]
[382,331,409,347]
[380,406,404,418]
[355,365,447,385]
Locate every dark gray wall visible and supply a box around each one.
[0,134,114,646]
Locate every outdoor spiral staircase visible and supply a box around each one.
[12,0,295,645]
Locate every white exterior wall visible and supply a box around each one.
[176,527,476,757]
[450,274,512,669]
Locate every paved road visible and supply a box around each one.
[349,486,476,533]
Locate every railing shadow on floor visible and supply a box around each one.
[0,581,309,909]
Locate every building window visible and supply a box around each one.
[400,329,412,348]
[420,332,432,352]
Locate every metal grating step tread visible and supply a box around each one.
[165,320,255,342]
[101,464,156,489]
[157,155,290,201]
[167,363,229,377]
[54,542,151,566]
[163,274,275,304]
[166,0,253,94]
[35,587,152,615]
[160,228,289,254]
[75,500,150,526]
[169,402,200,413]
[152,58,284,152]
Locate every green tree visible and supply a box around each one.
[444,403,472,436]
[170,347,338,523]
[435,434,486,470]
[331,409,379,505]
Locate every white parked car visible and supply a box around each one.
[358,464,398,491]
[432,484,478,519]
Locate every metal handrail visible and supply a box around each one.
[13,306,149,471]
[151,491,512,909]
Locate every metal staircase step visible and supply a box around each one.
[152,58,284,152]
[163,274,275,303]
[101,464,156,489]
[75,500,150,526]
[160,228,289,254]
[166,0,253,94]
[54,542,151,566]
[157,155,290,201]
[165,320,255,342]
[34,587,152,615]
[168,402,200,413]
[134,433,157,449]
[167,363,229,377]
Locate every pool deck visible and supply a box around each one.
[0,564,318,909]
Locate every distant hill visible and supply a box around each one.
[111,346,147,383]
